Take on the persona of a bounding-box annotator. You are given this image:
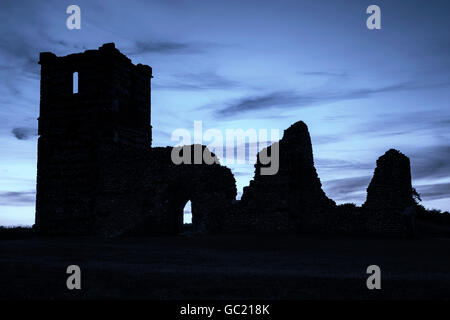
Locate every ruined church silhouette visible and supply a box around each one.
[34,43,415,236]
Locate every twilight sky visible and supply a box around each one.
[0,0,449,226]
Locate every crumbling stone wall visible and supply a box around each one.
[138,146,237,235]
[227,121,336,233]
[360,149,414,234]
[225,128,415,235]
[323,149,415,235]
[88,145,237,237]
[364,149,414,212]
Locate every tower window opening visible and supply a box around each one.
[73,71,78,94]
[183,200,192,224]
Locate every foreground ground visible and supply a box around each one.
[0,233,449,300]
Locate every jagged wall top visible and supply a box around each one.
[39,43,152,77]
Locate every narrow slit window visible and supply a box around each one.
[73,72,78,94]
[183,201,192,224]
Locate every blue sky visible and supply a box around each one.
[0,0,449,225]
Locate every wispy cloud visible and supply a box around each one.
[346,111,450,138]
[215,91,300,117]
[316,158,372,171]
[11,127,36,140]
[415,182,450,201]
[0,36,40,75]
[322,176,371,203]
[132,41,195,54]
[311,135,343,145]
[128,41,221,56]
[154,71,241,91]
[0,191,35,206]
[410,146,450,181]
[214,81,450,117]
[298,71,348,78]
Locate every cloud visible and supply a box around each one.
[322,176,371,202]
[0,191,35,206]
[11,127,36,140]
[415,182,450,201]
[153,129,172,137]
[346,111,450,138]
[128,41,221,56]
[154,71,241,91]
[0,37,40,75]
[0,20,66,77]
[298,71,348,78]
[215,91,301,117]
[311,135,342,145]
[132,41,194,54]
[214,81,450,117]
[410,145,450,181]
[315,158,372,171]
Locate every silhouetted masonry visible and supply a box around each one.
[364,149,414,211]
[326,149,415,235]
[225,121,336,233]
[359,149,415,234]
[35,43,236,236]
[34,43,416,236]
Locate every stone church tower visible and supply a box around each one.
[35,43,153,234]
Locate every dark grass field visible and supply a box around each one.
[1,231,449,300]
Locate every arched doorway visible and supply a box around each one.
[152,153,238,235]
[167,184,192,234]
